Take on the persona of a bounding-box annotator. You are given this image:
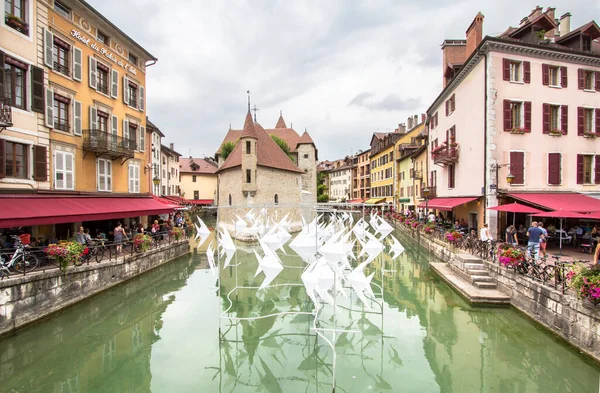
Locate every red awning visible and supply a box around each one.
[0,195,177,228]
[188,199,213,205]
[509,193,600,213]
[348,198,365,204]
[417,197,478,211]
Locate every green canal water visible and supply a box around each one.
[1,232,600,393]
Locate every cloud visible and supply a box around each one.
[349,92,421,112]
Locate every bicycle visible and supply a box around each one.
[86,239,110,263]
[0,236,40,277]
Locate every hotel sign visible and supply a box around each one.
[71,29,137,75]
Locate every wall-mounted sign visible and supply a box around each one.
[71,29,137,76]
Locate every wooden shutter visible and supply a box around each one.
[450,94,455,112]
[548,153,560,185]
[54,151,64,189]
[111,115,118,135]
[0,51,4,99]
[503,100,511,131]
[523,61,530,83]
[31,66,45,113]
[139,126,145,152]
[73,47,82,81]
[65,153,74,190]
[596,155,600,184]
[445,128,449,143]
[139,86,145,111]
[0,139,5,179]
[123,76,130,105]
[88,56,97,89]
[596,72,600,91]
[578,107,585,135]
[577,154,584,184]
[542,103,550,134]
[524,101,531,132]
[561,105,568,134]
[510,151,524,184]
[43,28,53,67]
[123,119,129,141]
[445,100,449,116]
[44,87,54,128]
[33,145,47,181]
[111,69,118,98]
[578,69,585,90]
[73,100,82,135]
[128,164,134,193]
[502,58,510,80]
[106,160,112,190]
[596,109,600,134]
[448,165,455,188]
[561,66,568,88]
[542,64,549,85]
[89,106,97,129]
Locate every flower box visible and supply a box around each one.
[5,14,28,35]
[583,133,597,139]
[548,130,563,137]
[510,128,527,135]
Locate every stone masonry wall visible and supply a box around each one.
[0,240,189,336]
[392,221,600,363]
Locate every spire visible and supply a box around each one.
[297,130,315,145]
[247,90,251,112]
[275,111,287,128]
[241,110,258,139]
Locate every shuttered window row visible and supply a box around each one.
[502,59,600,92]
[0,140,47,182]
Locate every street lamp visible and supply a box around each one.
[491,163,514,190]
[506,173,515,185]
[423,187,430,222]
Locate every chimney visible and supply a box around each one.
[413,114,418,126]
[442,40,467,87]
[528,5,543,20]
[407,117,413,130]
[421,114,427,124]
[170,143,174,151]
[465,12,484,59]
[560,12,571,36]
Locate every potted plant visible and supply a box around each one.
[445,231,463,244]
[170,227,184,241]
[569,264,600,305]
[133,233,153,252]
[583,132,597,139]
[5,14,28,34]
[510,127,526,135]
[496,244,525,267]
[45,241,86,271]
[549,129,563,136]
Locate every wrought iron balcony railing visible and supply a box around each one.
[432,142,459,165]
[0,97,12,128]
[54,119,69,132]
[82,129,136,158]
[411,169,422,180]
[53,61,70,77]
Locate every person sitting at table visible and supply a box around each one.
[460,219,468,229]
[506,225,518,246]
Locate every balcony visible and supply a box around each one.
[53,61,70,77]
[397,143,419,160]
[411,169,422,180]
[421,186,436,199]
[432,142,459,166]
[0,97,12,129]
[82,129,136,160]
[54,119,69,132]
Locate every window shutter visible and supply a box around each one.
[65,153,74,190]
[542,103,550,134]
[73,47,82,81]
[596,72,600,92]
[561,105,568,134]
[97,159,103,191]
[111,69,118,98]
[596,155,600,185]
[578,69,585,90]
[451,94,455,112]
[139,126,145,152]
[54,151,64,189]
[577,154,584,184]
[503,100,511,131]
[43,28,53,67]
[123,119,129,141]
[31,66,45,113]
[128,165,134,193]
[107,160,112,191]
[578,107,584,135]
[44,88,54,128]
[445,128,449,143]
[111,115,118,135]
[123,76,130,105]
[33,145,47,182]
[510,151,524,184]
[596,109,600,135]
[524,101,531,132]
[0,139,5,179]
[89,106,97,129]
[139,86,145,112]
[561,66,568,88]
[548,153,560,185]
[542,64,549,85]
[523,61,530,83]
[73,100,82,135]
[445,100,449,116]
[502,58,510,81]
[0,51,4,97]
[88,56,97,89]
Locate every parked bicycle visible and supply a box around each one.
[0,236,40,277]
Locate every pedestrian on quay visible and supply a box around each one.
[136,222,145,234]
[538,222,548,258]
[505,225,518,246]
[479,223,492,242]
[114,222,125,254]
[526,221,544,261]
[76,226,86,244]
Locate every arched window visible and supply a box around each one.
[274,194,279,204]
[228,194,232,206]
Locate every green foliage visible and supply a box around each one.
[270,135,296,163]
[317,194,329,203]
[316,172,328,202]
[220,141,236,160]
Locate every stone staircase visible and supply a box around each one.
[455,254,497,290]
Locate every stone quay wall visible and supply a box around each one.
[0,240,190,336]
[392,222,600,363]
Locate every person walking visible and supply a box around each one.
[505,225,518,246]
[526,221,544,261]
[479,223,492,242]
[76,226,86,244]
[538,222,548,258]
[114,222,124,254]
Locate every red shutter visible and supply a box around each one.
[542,64,549,85]
[503,59,510,81]
[577,154,584,184]
[596,109,600,135]
[510,151,524,185]
[561,105,568,134]
[445,100,449,116]
[561,66,568,88]
[445,128,449,143]
[596,155,600,184]
[596,72,600,91]
[578,107,585,135]
[548,153,561,185]
[524,61,531,83]
[0,139,5,179]
[578,69,585,90]
[542,103,550,133]
[451,94,455,112]
[33,145,47,182]
[503,100,512,131]
[524,101,531,132]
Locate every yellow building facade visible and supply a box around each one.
[394,120,425,211]
[179,157,218,204]
[44,0,156,195]
[369,132,400,204]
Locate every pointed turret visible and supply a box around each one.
[297,130,315,146]
[241,110,258,139]
[275,110,287,128]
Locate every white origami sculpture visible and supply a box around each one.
[347,260,376,309]
[206,241,217,276]
[196,217,210,235]
[219,228,237,268]
[374,218,394,240]
[388,235,405,260]
[357,231,384,260]
[254,239,284,290]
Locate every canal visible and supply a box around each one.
[0,230,599,393]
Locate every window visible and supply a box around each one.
[549,66,560,86]
[129,123,137,149]
[511,102,522,128]
[448,164,455,188]
[548,153,561,185]
[510,61,521,82]
[543,64,567,87]
[97,30,109,45]
[3,141,28,179]
[127,82,137,109]
[97,158,112,191]
[246,169,251,183]
[52,36,70,76]
[97,111,108,132]
[584,108,595,133]
[128,53,137,66]
[543,104,567,134]
[128,163,140,193]
[54,150,74,190]
[304,154,309,159]
[5,0,28,35]
[193,190,199,200]
[97,63,109,95]
[509,151,525,185]
[445,94,455,116]
[583,70,595,90]
[228,194,232,206]
[53,94,69,131]
[550,105,560,131]
[54,0,70,18]
[4,57,27,109]
[576,155,594,184]
[192,175,197,182]
[503,100,532,132]
[274,194,279,204]
[246,141,251,154]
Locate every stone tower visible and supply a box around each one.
[240,110,258,197]
[296,130,317,202]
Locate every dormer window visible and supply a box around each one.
[583,36,592,52]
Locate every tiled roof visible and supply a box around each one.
[146,117,165,137]
[265,127,301,152]
[297,130,315,145]
[179,157,218,174]
[556,21,600,43]
[275,113,287,128]
[161,144,182,157]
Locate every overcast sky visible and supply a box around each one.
[90,0,597,161]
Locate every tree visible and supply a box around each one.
[220,141,236,160]
[270,135,296,163]
[317,172,328,203]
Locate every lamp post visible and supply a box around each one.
[423,187,430,222]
